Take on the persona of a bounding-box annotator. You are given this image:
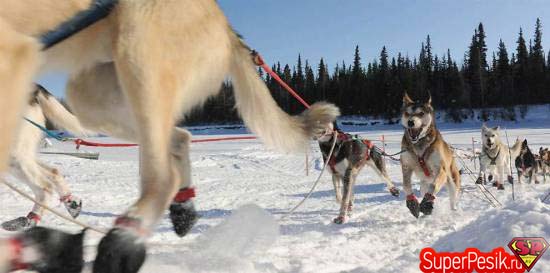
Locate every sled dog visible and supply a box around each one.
[0,1,339,272]
[1,84,86,232]
[477,125,521,189]
[515,139,540,184]
[539,147,550,183]
[400,93,461,218]
[318,123,399,224]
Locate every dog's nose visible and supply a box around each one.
[407,120,415,128]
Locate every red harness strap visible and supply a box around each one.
[362,139,374,161]
[8,238,28,271]
[26,212,41,223]
[417,149,432,177]
[173,188,196,203]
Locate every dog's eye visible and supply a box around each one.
[418,112,425,117]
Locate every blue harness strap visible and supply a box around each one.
[40,0,118,50]
[23,117,67,141]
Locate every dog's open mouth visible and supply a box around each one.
[407,128,422,141]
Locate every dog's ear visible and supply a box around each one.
[492,126,500,131]
[482,123,488,131]
[523,139,528,146]
[426,91,432,105]
[541,147,544,155]
[403,92,414,106]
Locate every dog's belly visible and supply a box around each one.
[331,159,350,176]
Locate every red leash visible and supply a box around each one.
[252,51,311,109]
[74,136,258,149]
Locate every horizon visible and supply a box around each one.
[38,1,549,97]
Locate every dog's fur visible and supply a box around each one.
[400,93,461,218]
[1,85,88,232]
[539,147,550,183]
[317,124,399,224]
[478,125,522,189]
[515,140,540,184]
[0,1,339,272]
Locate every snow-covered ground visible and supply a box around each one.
[2,116,550,272]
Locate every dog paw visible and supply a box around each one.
[11,227,85,273]
[497,183,505,190]
[62,196,82,219]
[333,215,347,224]
[2,213,40,231]
[406,194,420,218]
[169,199,199,237]
[93,228,146,273]
[389,187,400,197]
[492,181,498,187]
[419,193,435,216]
[488,175,493,182]
[507,175,514,184]
[475,176,484,185]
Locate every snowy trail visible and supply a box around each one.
[1,126,550,272]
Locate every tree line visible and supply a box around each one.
[184,19,550,125]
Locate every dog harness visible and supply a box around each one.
[415,148,432,177]
[484,148,500,165]
[327,133,373,173]
[39,0,118,50]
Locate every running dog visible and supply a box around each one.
[477,125,522,189]
[515,140,540,184]
[539,147,550,182]
[1,84,86,232]
[0,1,339,272]
[317,123,399,224]
[400,93,461,218]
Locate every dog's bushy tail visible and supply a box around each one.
[510,138,523,159]
[229,42,339,153]
[35,85,92,137]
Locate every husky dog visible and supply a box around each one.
[400,93,461,218]
[2,85,86,232]
[539,147,550,182]
[0,1,339,272]
[515,140,540,184]
[317,123,400,224]
[477,125,522,189]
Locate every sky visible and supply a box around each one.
[39,0,549,97]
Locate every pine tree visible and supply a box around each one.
[514,28,530,104]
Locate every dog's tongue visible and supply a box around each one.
[408,128,421,140]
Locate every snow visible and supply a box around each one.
[1,115,550,272]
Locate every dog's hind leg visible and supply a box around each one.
[38,161,82,218]
[169,127,199,237]
[334,168,357,224]
[2,161,50,231]
[368,153,399,197]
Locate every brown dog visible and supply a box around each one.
[399,93,461,218]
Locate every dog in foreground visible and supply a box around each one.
[477,125,521,189]
[400,93,461,218]
[1,84,87,232]
[317,123,400,224]
[0,1,339,272]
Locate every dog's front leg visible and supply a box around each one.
[93,53,182,273]
[332,173,343,202]
[476,161,487,185]
[419,165,446,216]
[334,168,356,224]
[494,165,505,190]
[401,161,419,218]
[0,20,40,172]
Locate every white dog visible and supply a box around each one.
[2,85,87,232]
[477,125,521,190]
